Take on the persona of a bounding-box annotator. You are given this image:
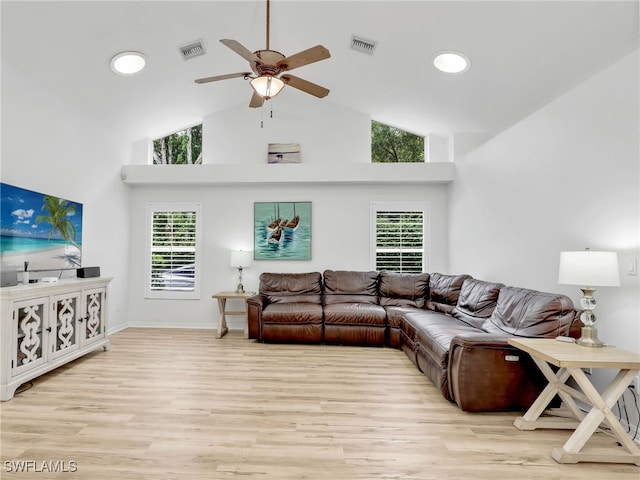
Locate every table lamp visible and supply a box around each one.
[558,248,620,347]
[230,250,252,293]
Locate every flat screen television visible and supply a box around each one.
[1,182,83,274]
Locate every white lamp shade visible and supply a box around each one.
[250,76,285,98]
[558,251,620,287]
[230,250,252,268]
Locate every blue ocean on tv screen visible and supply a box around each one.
[1,235,69,253]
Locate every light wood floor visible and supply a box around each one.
[1,328,637,479]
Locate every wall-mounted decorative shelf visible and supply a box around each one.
[120,163,455,186]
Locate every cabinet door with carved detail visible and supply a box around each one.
[11,297,50,377]
[81,287,106,348]
[50,292,81,360]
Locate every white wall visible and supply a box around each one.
[449,50,639,427]
[127,183,448,328]
[1,62,132,332]
[203,96,371,165]
[124,95,449,329]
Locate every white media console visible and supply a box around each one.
[0,277,112,401]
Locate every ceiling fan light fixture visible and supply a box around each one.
[110,51,146,75]
[433,51,470,74]
[250,75,285,99]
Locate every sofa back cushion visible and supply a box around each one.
[481,286,575,337]
[451,278,503,328]
[379,271,430,308]
[426,273,473,314]
[259,272,323,304]
[323,270,379,305]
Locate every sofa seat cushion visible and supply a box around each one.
[260,272,323,304]
[426,273,472,314]
[404,310,480,400]
[451,278,503,328]
[383,305,424,348]
[262,302,323,324]
[482,286,575,337]
[386,305,424,329]
[399,310,426,365]
[323,270,380,304]
[405,312,480,369]
[379,272,430,308]
[323,303,386,326]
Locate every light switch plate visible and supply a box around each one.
[627,257,637,276]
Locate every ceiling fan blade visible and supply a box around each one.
[220,39,262,65]
[249,91,265,108]
[194,72,251,84]
[281,74,329,98]
[277,45,330,71]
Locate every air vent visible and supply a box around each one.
[179,40,205,60]
[350,35,377,55]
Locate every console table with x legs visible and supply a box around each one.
[508,337,640,466]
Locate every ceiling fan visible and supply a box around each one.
[195,0,331,108]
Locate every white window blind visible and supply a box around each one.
[146,204,201,299]
[371,203,427,273]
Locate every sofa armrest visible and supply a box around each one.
[246,294,268,340]
[451,332,512,349]
[448,332,547,412]
[247,293,268,308]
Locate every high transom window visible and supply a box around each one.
[153,124,202,165]
[371,121,425,163]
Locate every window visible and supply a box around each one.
[371,121,425,163]
[371,202,428,273]
[153,124,202,164]
[146,204,201,299]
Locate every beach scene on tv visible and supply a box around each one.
[1,183,83,274]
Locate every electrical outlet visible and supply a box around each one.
[634,374,640,392]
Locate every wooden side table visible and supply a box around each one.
[211,291,255,339]
[508,337,640,466]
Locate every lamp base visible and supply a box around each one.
[576,325,604,348]
[235,283,245,294]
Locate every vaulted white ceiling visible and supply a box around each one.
[2,1,638,142]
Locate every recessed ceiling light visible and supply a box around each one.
[110,51,146,75]
[433,51,470,74]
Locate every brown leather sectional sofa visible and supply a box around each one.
[247,270,581,412]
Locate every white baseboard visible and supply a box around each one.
[124,322,217,330]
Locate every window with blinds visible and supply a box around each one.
[146,204,201,299]
[371,203,428,273]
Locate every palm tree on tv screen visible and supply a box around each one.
[36,195,79,251]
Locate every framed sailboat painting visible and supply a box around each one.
[254,201,311,260]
